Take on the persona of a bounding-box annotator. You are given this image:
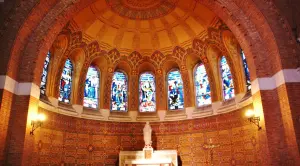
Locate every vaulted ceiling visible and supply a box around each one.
[69,0,218,54]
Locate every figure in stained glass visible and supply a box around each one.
[241,50,251,91]
[111,71,128,112]
[58,59,73,103]
[40,52,51,95]
[220,56,235,100]
[167,70,184,110]
[194,63,211,106]
[84,66,100,109]
[139,73,156,112]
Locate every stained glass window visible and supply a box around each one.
[58,59,73,103]
[220,56,235,100]
[84,66,100,109]
[194,63,211,107]
[241,50,251,91]
[139,73,156,112]
[111,71,128,112]
[167,70,184,110]
[40,52,51,95]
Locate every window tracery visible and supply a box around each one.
[111,71,128,112]
[194,63,211,107]
[139,72,156,112]
[40,52,51,95]
[220,56,235,100]
[241,50,251,91]
[84,66,100,109]
[58,59,73,104]
[167,70,184,110]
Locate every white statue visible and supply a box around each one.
[143,122,152,148]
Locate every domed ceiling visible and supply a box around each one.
[70,0,218,54]
[106,0,178,20]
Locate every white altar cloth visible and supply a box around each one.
[119,150,177,166]
[125,158,172,165]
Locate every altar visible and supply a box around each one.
[119,122,178,166]
[119,150,177,166]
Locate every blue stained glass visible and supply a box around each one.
[111,71,128,112]
[58,59,73,103]
[40,52,50,95]
[194,63,211,106]
[84,66,100,109]
[220,56,235,100]
[241,50,251,91]
[167,70,184,110]
[139,73,156,112]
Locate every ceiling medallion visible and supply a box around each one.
[106,0,178,20]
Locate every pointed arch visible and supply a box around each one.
[40,51,51,95]
[83,66,100,109]
[167,69,184,110]
[194,63,211,107]
[241,50,251,91]
[220,56,235,100]
[139,72,156,112]
[58,58,73,104]
[111,71,128,112]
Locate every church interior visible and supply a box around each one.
[0,0,300,165]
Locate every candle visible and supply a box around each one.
[209,138,212,144]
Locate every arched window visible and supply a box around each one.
[111,71,128,112]
[194,63,211,107]
[167,70,184,110]
[241,50,251,91]
[220,56,235,100]
[139,73,156,112]
[40,52,51,95]
[58,59,73,104]
[84,66,100,109]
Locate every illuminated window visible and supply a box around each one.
[220,56,235,100]
[194,63,211,106]
[111,71,128,112]
[241,50,251,91]
[40,52,50,95]
[167,70,184,110]
[58,59,73,104]
[139,73,156,112]
[84,66,100,109]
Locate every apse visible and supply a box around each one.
[2,0,299,165]
[36,1,254,164]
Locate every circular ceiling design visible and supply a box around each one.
[71,0,218,54]
[106,0,178,20]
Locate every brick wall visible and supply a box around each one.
[0,89,14,164]
[0,0,300,165]
[30,105,266,165]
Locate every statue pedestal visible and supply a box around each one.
[143,147,153,159]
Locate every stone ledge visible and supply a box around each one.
[38,95,253,122]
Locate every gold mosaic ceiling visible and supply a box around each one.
[70,0,218,54]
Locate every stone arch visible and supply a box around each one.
[45,33,70,98]
[221,29,247,95]
[78,51,107,108]
[104,60,131,110]
[186,51,215,107]
[185,52,200,107]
